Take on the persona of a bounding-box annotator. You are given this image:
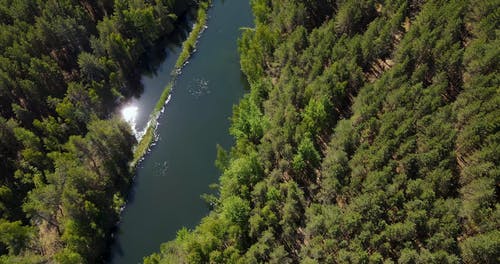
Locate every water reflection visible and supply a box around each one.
[109,1,253,262]
[121,105,139,137]
[117,12,195,140]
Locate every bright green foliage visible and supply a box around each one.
[148,0,499,263]
[222,196,251,226]
[230,94,266,144]
[0,220,32,255]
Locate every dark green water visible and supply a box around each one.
[110,1,253,263]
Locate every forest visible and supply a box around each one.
[0,0,200,263]
[145,0,499,263]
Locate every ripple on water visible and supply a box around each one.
[187,77,210,98]
[153,161,169,177]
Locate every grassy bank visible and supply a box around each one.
[175,0,210,69]
[131,80,173,167]
[131,1,211,167]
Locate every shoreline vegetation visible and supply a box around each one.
[0,1,212,263]
[131,0,211,168]
[145,0,499,263]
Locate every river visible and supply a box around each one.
[109,1,253,263]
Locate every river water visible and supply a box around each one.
[120,17,190,137]
[110,1,253,263]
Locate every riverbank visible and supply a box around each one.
[109,1,253,261]
[131,0,211,168]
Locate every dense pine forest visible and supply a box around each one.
[0,0,498,263]
[0,0,199,262]
[146,0,499,263]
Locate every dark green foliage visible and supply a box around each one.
[0,0,198,262]
[148,0,499,263]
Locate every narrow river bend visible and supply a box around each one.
[110,1,253,263]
